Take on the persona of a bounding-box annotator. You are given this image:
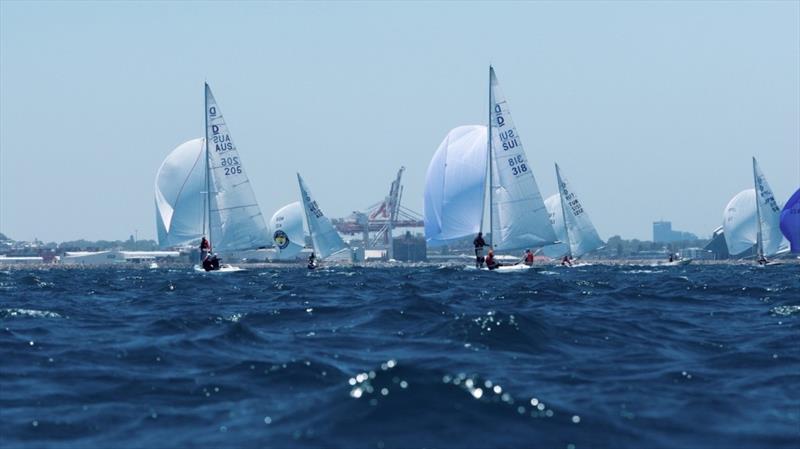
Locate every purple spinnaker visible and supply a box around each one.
[780,188,800,253]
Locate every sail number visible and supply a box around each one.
[508,155,528,176]
[220,156,242,176]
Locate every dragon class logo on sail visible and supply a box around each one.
[273,230,290,249]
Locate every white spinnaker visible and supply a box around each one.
[556,163,603,258]
[154,138,206,248]
[205,84,270,251]
[297,173,348,260]
[489,67,556,251]
[269,202,306,260]
[752,158,786,257]
[723,189,758,256]
[541,194,569,258]
[424,125,488,246]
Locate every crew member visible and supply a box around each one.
[473,232,487,268]
[523,249,534,266]
[561,255,573,267]
[200,236,211,263]
[485,249,502,270]
[308,252,317,270]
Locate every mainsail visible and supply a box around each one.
[154,138,206,248]
[204,84,270,251]
[555,163,603,258]
[424,125,488,246]
[780,188,800,253]
[488,67,556,251]
[752,158,784,257]
[297,173,348,260]
[722,189,758,257]
[269,202,306,260]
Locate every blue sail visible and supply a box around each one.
[780,188,800,253]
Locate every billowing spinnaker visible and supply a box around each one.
[269,202,306,260]
[752,158,785,257]
[489,67,556,251]
[556,163,603,258]
[541,194,569,258]
[205,84,270,251]
[297,173,348,260]
[780,188,800,253]
[723,189,758,256]
[424,125,487,246]
[154,138,206,248]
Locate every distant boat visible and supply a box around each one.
[722,158,788,260]
[269,202,306,260]
[297,173,349,262]
[779,188,800,253]
[424,67,556,257]
[542,163,603,260]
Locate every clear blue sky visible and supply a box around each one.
[1,1,798,242]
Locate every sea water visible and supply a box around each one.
[1,264,798,448]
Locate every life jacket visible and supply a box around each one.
[525,253,533,263]
[485,254,495,266]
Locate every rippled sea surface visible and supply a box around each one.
[1,264,799,449]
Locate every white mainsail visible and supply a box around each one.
[269,202,306,260]
[488,67,556,251]
[541,194,569,258]
[555,163,603,258]
[297,173,348,260]
[204,83,270,251]
[424,125,488,246]
[723,189,758,257]
[752,158,785,257]
[154,138,206,248]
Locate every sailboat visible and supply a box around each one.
[297,173,350,266]
[269,202,306,261]
[193,83,270,272]
[722,158,788,262]
[541,163,603,265]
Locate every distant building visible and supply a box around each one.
[653,221,697,243]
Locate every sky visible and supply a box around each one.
[1,1,798,242]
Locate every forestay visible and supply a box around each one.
[154,138,206,248]
[723,189,757,256]
[297,173,348,260]
[424,125,488,246]
[269,202,306,260]
[204,84,270,251]
[752,158,785,257]
[556,163,603,258]
[489,67,556,251]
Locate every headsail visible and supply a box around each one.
[752,158,785,257]
[269,202,306,260]
[424,125,488,246]
[780,188,800,253]
[541,194,569,258]
[488,67,556,251]
[297,173,348,260]
[722,189,758,256]
[204,84,270,251]
[154,138,206,248]
[555,164,603,258]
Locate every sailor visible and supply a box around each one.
[307,252,317,270]
[202,254,213,271]
[485,249,502,270]
[210,254,221,270]
[561,255,572,267]
[523,249,534,266]
[473,232,487,268]
[668,253,674,263]
[758,254,768,266]
[200,236,211,263]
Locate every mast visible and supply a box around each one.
[485,65,494,246]
[752,157,763,259]
[555,163,572,258]
[203,83,211,244]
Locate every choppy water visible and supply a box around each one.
[1,264,798,448]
